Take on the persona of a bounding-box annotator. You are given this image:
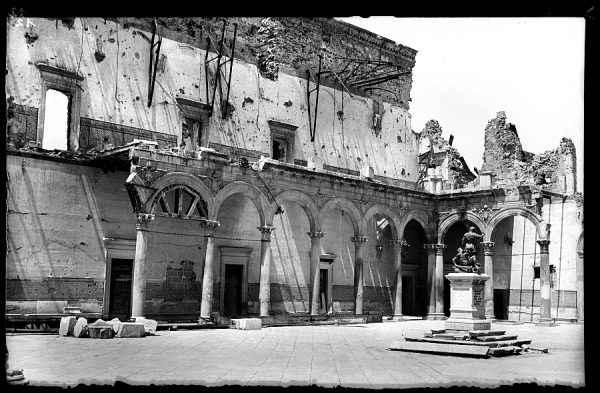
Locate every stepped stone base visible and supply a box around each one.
[445,318,491,331]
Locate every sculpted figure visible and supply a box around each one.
[451,227,484,274]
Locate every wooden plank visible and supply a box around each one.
[469,330,507,338]
[389,340,489,358]
[475,335,518,342]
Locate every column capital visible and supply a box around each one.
[351,235,368,246]
[390,239,409,256]
[424,243,446,255]
[135,213,155,231]
[537,239,551,254]
[258,226,276,241]
[482,241,495,256]
[200,219,220,237]
[307,231,325,239]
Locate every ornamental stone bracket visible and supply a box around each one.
[135,213,155,230]
[258,225,276,241]
[471,204,501,222]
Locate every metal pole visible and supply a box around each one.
[312,54,322,142]
[148,37,161,107]
[147,20,156,107]
[222,23,238,119]
[209,20,227,117]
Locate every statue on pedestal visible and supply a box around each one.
[452,227,483,274]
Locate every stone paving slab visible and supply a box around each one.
[5,320,585,388]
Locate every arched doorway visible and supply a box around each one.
[401,219,428,316]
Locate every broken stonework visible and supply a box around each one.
[59,316,77,336]
[73,318,88,338]
[480,111,577,193]
[109,318,122,333]
[134,317,158,335]
[116,323,146,338]
[231,318,262,330]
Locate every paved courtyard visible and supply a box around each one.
[6,320,585,388]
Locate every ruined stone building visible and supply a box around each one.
[5,17,583,327]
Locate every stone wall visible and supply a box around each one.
[6,17,420,183]
[480,111,577,194]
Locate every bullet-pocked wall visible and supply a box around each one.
[6,156,134,314]
[6,17,420,182]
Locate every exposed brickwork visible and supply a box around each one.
[6,278,103,301]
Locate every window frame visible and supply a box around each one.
[268,120,298,164]
[176,98,211,149]
[36,63,83,151]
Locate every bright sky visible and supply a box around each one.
[338,17,585,193]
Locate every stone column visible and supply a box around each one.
[351,235,368,315]
[481,241,495,320]
[390,239,407,318]
[434,243,447,316]
[308,231,325,316]
[424,244,437,318]
[199,219,220,319]
[536,239,554,326]
[131,213,154,319]
[258,225,276,317]
[424,243,446,320]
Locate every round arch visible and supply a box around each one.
[362,204,401,239]
[438,212,488,243]
[319,197,363,235]
[144,171,214,215]
[398,209,434,242]
[268,190,321,231]
[487,207,545,241]
[212,181,272,226]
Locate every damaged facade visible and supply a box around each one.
[5,17,583,327]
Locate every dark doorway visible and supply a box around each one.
[494,289,509,320]
[224,265,243,317]
[319,269,328,313]
[109,258,133,320]
[402,276,415,315]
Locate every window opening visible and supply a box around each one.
[42,89,70,150]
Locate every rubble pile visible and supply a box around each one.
[390,328,547,358]
[58,316,157,339]
[480,111,577,194]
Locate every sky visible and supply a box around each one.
[338,17,585,192]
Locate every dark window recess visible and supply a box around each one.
[533,266,540,279]
[272,139,288,161]
[182,117,202,149]
[109,258,133,320]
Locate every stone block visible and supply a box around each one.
[116,323,146,338]
[134,317,158,335]
[445,319,491,332]
[73,318,88,338]
[389,340,489,357]
[88,326,115,339]
[109,318,122,333]
[231,318,261,330]
[360,165,374,178]
[59,316,77,336]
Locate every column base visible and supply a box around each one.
[391,315,407,321]
[536,318,555,327]
[425,313,447,320]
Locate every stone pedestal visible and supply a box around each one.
[445,273,491,331]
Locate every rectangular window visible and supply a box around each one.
[41,89,70,150]
[268,120,298,164]
[36,63,83,151]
